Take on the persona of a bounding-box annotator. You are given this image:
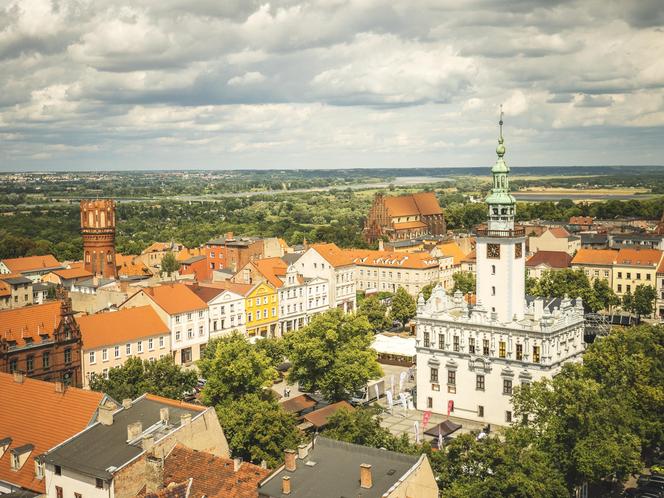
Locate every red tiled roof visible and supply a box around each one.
[0,372,104,493]
[569,216,593,225]
[116,254,152,277]
[191,281,254,297]
[383,192,442,217]
[77,306,169,350]
[252,258,288,288]
[571,249,618,266]
[0,301,62,348]
[137,284,207,315]
[303,401,354,428]
[52,267,93,279]
[436,242,466,265]
[526,251,572,269]
[392,221,427,230]
[345,249,439,269]
[412,192,444,215]
[547,227,571,239]
[658,257,664,274]
[310,243,354,268]
[1,255,62,273]
[160,444,270,498]
[279,394,317,414]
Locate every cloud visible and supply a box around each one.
[0,0,663,170]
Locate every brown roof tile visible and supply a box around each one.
[0,372,104,493]
[1,255,62,273]
[138,284,207,315]
[52,267,93,279]
[0,301,62,348]
[547,227,571,238]
[252,258,288,288]
[392,220,428,230]
[383,192,442,217]
[279,394,317,414]
[77,306,169,350]
[526,251,572,269]
[344,249,439,269]
[303,401,354,429]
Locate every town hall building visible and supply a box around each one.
[415,114,586,427]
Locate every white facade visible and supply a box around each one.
[296,248,355,313]
[208,290,246,337]
[278,266,308,334]
[168,308,209,365]
[304,276,329,320]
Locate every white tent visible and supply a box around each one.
[371,333,416,359]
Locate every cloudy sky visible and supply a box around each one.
[1,0,663,171]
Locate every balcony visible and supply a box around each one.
[475,227,525,238]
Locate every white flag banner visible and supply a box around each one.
[399,371,407,392]
[386,390,393,409]
[438,427,443,449]
[414,421,420,444]
[399,392,407,410]
[374,383,380,401]
[390,374,395,393]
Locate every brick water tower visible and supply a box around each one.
[80,199,118,279]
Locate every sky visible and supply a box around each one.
[0,0,663,172]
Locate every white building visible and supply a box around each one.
[187,282,248,338]
[278,265,308,334]
[296,244,356,313]
[304,275,329,320]
[415,116,586,427]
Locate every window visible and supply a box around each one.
[187,328,193,339]
[75,493,82,498]
[175,315,181,324]
[126,343,131,355]
[263,309,268,319]
[96,479,104,489]
[89,351,96,364]
[198,310,203,318]
[256,298,260,306]
[247,313,252,323]
[483,339,489,356]
[148,338,154,351]
[618,271,622,278]
[11,453,20,469]
[103,368,108,379]
[55,465,62,475]
[448,370,456,386]
[453,336,459,352]
[469,338,475,354]
[9,358,17,373]
[26,355,34,372]
[626,284,631,292]
[515,243,522,258]
[114,345,120,358]
[637,273,641,280]
[499,341,506,359]
[476,375,485,391]
[478,405,484,417]
[137,341,143,354]
[181,348,192,364]
[42,352,50,369]
[427,397,433,409]
[646,273,651,280]
[187,313,192,321]
[533,345,541,363]
[423,332,430,348]
[199,325,204,336]
[56,487,63,498]
[503,379,513,395]
[505,411,513,423]
[430,367,438,383]
[159,336,165,348]
[102,349,108,361]
[627,272,631,279]
[491,264,496,275]
[617,284,622,292]
[35,460,45,479]
[176,330,181,341]
[516,344,523,361]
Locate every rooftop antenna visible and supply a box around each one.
[499,104,504,143]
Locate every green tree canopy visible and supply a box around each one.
[216,394,302,468]
[631,284,657,317]
[389,286,417,325]
[358,295,390,332]
[285,309,382,401]
[88,356,197,401]
[198,333,277,405]
[451,271,476,296]
[528,268,617,312]
[160,252,181,276]
[420,282,436,301]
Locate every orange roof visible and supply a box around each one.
[142,242,175,254]
[1,255,62,273]
[144,393,206,412]
[0,301,62,348]
[67,261,85,270]
[77,306,169,349]
[310,243,354,268]
[176,247,204,262]
[615,247,663,266]
[462,249,476,262]
[191,281,254,297]
[137,283,207,314]
[392,220,427,230]
[569,216,593,225]
[344,249,439,269]
[658,257,664,274]
[436,242,466,265]
[52,267,93,279]
[252,257,288,288]
[571,248,618,266]
[547,227,571,238]
[116,253,151,277]
[383,192,442,217]
[160,444,270,498]
[0,372,104,493]
[0,280,10,297]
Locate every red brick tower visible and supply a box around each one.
[80,199,118,279]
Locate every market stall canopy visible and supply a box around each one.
[424,420,462,438]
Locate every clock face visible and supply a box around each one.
[487,243,500,259]
[515,243,523,258]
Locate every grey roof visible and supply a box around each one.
[388,239,423,248]
[3,490,38,498]
[580,233,608,243]
[75,277,114,289]
[207,236,260,246]
[258,437,420,498]
[282,253,302,265]
[181,255,206,264]
[43,396,203,480]
[3,276,32,285]
[611,233,663,241]
[32,282,51,291]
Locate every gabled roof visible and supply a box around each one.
[0,301,62,348]
[615,247,663,266]
[279,394,317,415]
[190,281,254,298]
[116,254,152,277]
[412,192,444,215]
[0,373,105,493]
[344,249,439,270]
[302,401,354,429]
[252,257,289,288]
[136,283,207,315]
[657,257,664,274]
[1,255,62,274]
[176,247,204,262]
[51,267,93,280]
[571,248,618,266]
[142,242,180,254]
[383,192,442,217]
[569,216,593,225]
[77,306,169,350]
[547,227,571,238]
[526,251,572,269]
[436,242,466,265]
[309,244,354,268]
[159,444,270,498]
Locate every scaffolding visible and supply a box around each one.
[583,313,612,339]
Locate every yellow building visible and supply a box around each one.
[612,248,663,297]
[244,281,279,339]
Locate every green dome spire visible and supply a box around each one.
[486,105,516,209]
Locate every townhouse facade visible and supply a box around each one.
[528,227,581,255]
[244,281,279,339]
[187,282,249,338]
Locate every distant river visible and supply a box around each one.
[513,192,657,201]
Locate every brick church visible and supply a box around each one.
[363,192,446,242]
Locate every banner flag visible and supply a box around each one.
[386,390,393,408]
[374,383,380,401]
[422,410,431,428]
[399,371,407,392]
[414,421,420,444]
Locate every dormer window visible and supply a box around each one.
[10,444,33,470]
[35,459,45,479]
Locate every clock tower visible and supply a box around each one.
[475,109,525,322]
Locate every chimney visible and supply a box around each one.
[233,457,242,472]
[145,455,164,494]
[159,407,170,425]
[297,444,308,460]
[98,405,114,426]
[284,449,296,472]
[281,476,291,495]
[142,435,154,451]
[378,239,384,251]
[13,372,25,384]
[54,381,65,393]
[360,463,372,489]
[127,421,143,441]
[225,232,234,241]
[122,398,132,409]
[180,413,191,426]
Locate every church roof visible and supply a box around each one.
[383,192,442,217]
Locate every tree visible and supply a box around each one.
[529,269,606,312]
[88,356,197,401]
[389,286,417,325]
[198,333,277,405]
[161,252,180,276]
[591,278,620,311]
[254,336,288,368]
[420,282,435,301]
[216,394,302,468]
[286,309,382,401]
[632,284,657,317]
[358,295,390,331]
[451,271,475,296]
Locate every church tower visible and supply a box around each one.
[80,199,118,279]
[475,109,525,322]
